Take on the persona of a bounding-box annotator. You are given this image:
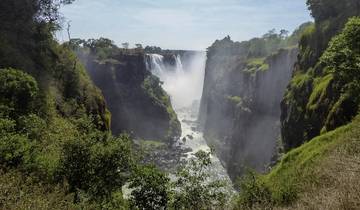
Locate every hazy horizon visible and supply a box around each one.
[58,0,312,50]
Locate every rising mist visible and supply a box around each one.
[147,52,206,109]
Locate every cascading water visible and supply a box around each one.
[147,54,166,75]
[146,52,233,186]
[147,53,205,109]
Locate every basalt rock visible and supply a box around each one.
[199,38,298,180]
[78,52,181,142]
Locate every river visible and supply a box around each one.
[146,52,233,185]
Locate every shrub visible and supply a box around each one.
[0,68,39,118]
[58,139,92,194]
[0,119,31,168]
[129,165,170,210]
[235,171,272,209]
[89,135,133,199]
[170,151,228,210]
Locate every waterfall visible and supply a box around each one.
[146,52,206,109]
[146,52,234,192]
[174,54,184,73]
[147,54,166,76]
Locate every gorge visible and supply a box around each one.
[1,0,360,209]
[73,23,332,182]
[145,52,232,183]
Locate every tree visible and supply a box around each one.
[280,29,289,39]
[66,20,72,41]
[321,17,360,83]
[59,133,134,201]
[36,0,75,24]
[59,139,92,194]
[0,119,31,168]
[144,46,162,53]
[0,68,39,118]
[0,0,75,73]
[122,42,129,49]
[129,165,170,210]
[170,150,228,210]
[89,135,133,199]
[135,44,143,49]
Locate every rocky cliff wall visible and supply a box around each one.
[79,52,181,142]
[199,43,298,179]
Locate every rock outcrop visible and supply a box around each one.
[199,37,298,180]
[78,50,181,142]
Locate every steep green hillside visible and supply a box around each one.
[281,0,360,150]
[235,2,360,209]
[0,1,132,208]
[235,113,360,209]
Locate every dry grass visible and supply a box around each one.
[234,115,360,210]
[0,170,95,210]
[278,119,360,210]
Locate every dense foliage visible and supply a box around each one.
[234,1,360,209]
[206,25,308,60]
[0,1,227,209]
[0,0,130,208]
[235,114,360,209]
[0,69,39,118]
[129,151,230,210]
[129,165,170,210]
[2,0,359,209]
[281,0,360,150]
[171,151,228,210]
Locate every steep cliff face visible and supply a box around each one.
[77,48,181,142]
[281,0,360,151]
[199,36,298,179]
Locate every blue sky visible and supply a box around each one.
[58,0,312,50]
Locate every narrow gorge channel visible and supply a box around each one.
[146,53,232,184]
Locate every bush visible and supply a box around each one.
[0,68,39,118]
[17,114,46,140]
[235,171,272,209]
[89,135,133,199]
[58,134,133,202]
[170,151,228,210]
[129,165,170,210]
[58,139,92,194]
[0,118,32,168]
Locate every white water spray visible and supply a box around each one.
[146,52,206,109]
[146,52,234,191]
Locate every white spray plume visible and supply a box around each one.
[147,52,206,109]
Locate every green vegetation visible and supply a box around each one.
[1,0,360,209]
[0,69,133,208]
[129,165,170,210]
[306,74,333,110]
[0,0,130,208]
[0,68,39,118]
[72,37,181,141]
[142,74,181,140]
[234,2,360,209]
[141,73,181,140]
[207,24,309,62]
[234,114,360,209]
[282,10,360,150]
[129,151,231,210]
[171,151,228,210]
[226,95,251,113]
[243,58,269,74]
[0,1,229,209]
